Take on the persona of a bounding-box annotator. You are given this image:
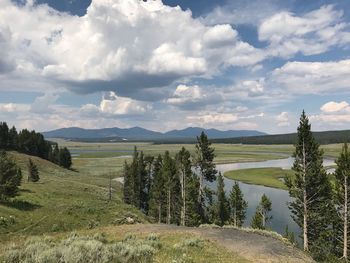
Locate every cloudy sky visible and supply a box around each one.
[0,0,349,133]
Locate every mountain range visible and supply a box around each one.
[42,126,266,141]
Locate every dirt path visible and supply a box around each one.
[117,224,314,263]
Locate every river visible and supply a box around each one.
[207,157,335,239]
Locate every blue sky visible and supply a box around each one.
[0,0,349,133]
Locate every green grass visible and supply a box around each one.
[0,152,147,241]
[224,167,294,190]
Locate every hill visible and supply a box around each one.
[42,126,266,141]
[0,151,147,240]
[213,129,350,145]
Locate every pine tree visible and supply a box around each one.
[251,209,264,229]
[0,151,22,200]
[334,143,350,260]
[163,151,180,224]
[176,147,193,226]
[148,155,165,223]
[138,151,148,211]
[285,111,333,252]
[59,147,72,169]
[251,194,272,229]
[229,181,248,227]
[27,159,39,182]
[194,131,217,223]
[123,161,133,204]
[143,155,154,214]
[8,126,18,150]
[52,144,60,164]
[215,172,230,226]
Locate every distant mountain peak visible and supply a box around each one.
[42,126,266,141]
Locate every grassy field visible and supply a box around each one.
[224,167,294,190]
[0,152,147,242]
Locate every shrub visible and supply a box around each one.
[4,232,160,263]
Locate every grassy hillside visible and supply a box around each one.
[0,152,147,241]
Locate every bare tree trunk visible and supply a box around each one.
[158,203,162,223]
[183,170,186,226]
[344,176,348,259]
[302,140,309,252]
[180,170,185,226]
[234,209,237,227]
[167,189,171,224]
[198,174,203,203]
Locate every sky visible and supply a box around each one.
[0,0,349,134]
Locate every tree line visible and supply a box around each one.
[0,122,72,169]
[123,132,272,229]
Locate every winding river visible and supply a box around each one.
[208,157,335,238]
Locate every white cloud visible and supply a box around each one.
[0,0,265,99]
[321,101,350,113]
[259,5,350,58]
[270,59,350,94]
[201,0,281,26]
[187,113,238,124]
[166,84,222,109]
[81,92,151,116]
[276,112,290,127]
[242,80,265,97]
[30,93,59,113]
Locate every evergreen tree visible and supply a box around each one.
[284,225,296,245]
[0,122,9,149]
[123,161,133,204]
[194,131,217,223]
[163,151,180,224]
[176,147,194,226]
[149,155,165,223]
[0,151,22,200]
[27,159,39,182]
[138,151,148,212]
[251,194,272,229]
[251,209,264,229]
[334,143,350,260]
[52,144,60,164]
[143,155,154,214]
[59,147,72,169]
[215,172,230,226]
[229,181,248,227]
[8,126,18,150]
[285,111,333,252]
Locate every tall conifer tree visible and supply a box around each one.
[229,181,248,227]
[334,143,350,260]
[194,131,217,223]
[285,111,333,252]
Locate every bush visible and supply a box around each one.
[0,216,16,227]
[4,232,161,263]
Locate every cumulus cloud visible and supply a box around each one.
[321,101,350,113]
[81,92,151,116]
[0,0,265,99]
[166,84,222,110]
[259,5,350,58]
